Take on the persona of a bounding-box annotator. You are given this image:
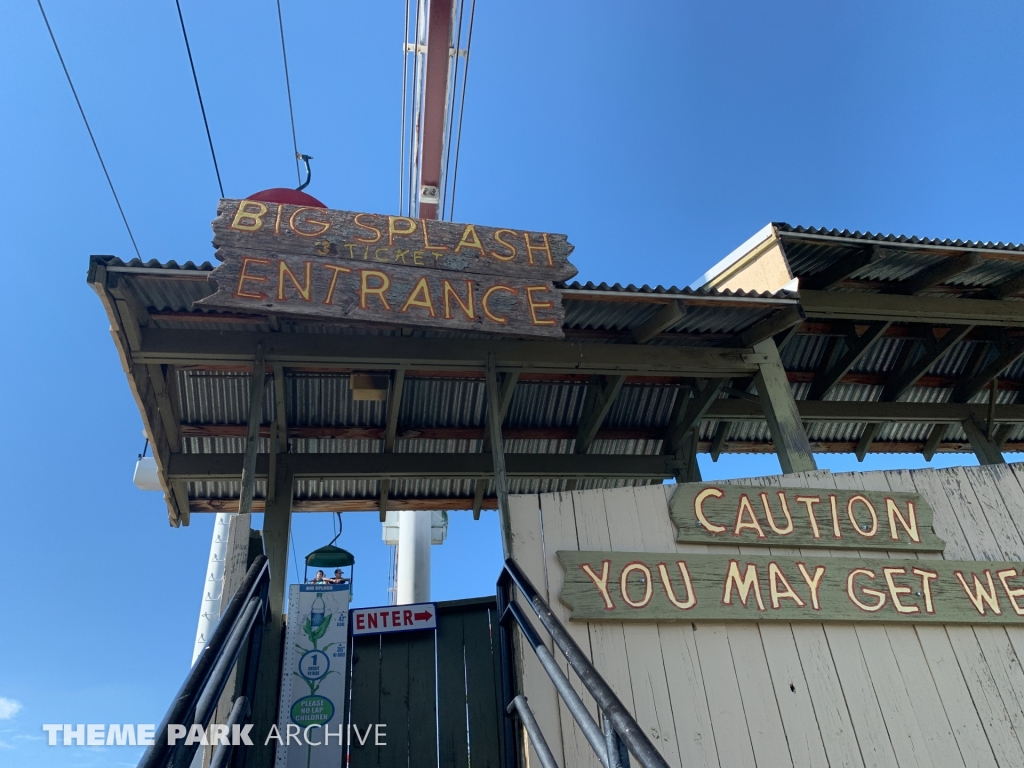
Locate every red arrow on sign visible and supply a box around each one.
[414,611,433,621]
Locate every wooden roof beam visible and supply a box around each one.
[800,290,1024,327]
[378,367,406,522]
[961,416,1005,465]
[575,375,627,455]
[629,301,685,344]
[89,265,187,527]
[882,325,973,400]
[857,324,974,460]
[800,245,884,291]
[953,336,1024,403]
[807,321,891,400]
[737,305,806,348]
[985,271,1024,299]
[169,452,675,482]
[473,371,518,518]
[136,328,762,378]
[887,253,982,295]
[705,399,1024,423]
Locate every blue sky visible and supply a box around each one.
[2,0,1023,765]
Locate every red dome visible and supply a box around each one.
[245,188,327,208]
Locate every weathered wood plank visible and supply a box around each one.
[463,607,503,768]
[603,487,686,767]
[377,633,412,768]
[833,472,935,768]
[406,630,438,768]
[436,609,469,768]
[660,484,760,768]
[649,484,721,768]
[197,248,565,338]
[347,635,382,768]
[541,491,603,768]
[691,622,758,768]
[883,469,993,768]
[908,468,1024,764]
[772,470,864,768]
[956,466,1024,757]
[507,493,565,768]
[212,198,578,281]
[805,471,899,768]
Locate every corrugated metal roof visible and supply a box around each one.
[775,224,1024,252]
[776,224,1024,293]
[89,228,1024,516]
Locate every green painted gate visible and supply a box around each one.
[348,596,505,768]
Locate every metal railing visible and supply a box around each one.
[497,558,671,768]
[138,554,271,768]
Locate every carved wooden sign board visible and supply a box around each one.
[556,483,1024,624]
[557,551,1024,624]
[195,198,577,337]
[670,483,947,551]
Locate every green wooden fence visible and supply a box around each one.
[348,596,505,768]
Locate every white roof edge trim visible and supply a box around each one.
[687,223,776,290]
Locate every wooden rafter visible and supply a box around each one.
[473,371,519,519]
[887,253,982,295]
[378,367,406,522]
[857,324,974,460]
[807,321,891,400]
[799,245,883,291]
[629,301,685,344]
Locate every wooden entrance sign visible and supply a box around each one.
[557,551,1024,624]
[196,199,576,338]
[669,483,946,551]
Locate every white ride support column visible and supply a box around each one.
[191,512,233,664]
[396,509,432,604]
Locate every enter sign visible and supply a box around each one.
[350,602,437,635]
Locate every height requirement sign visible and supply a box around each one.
[196,199,577,337]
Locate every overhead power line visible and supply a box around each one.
[446,0,477,222]
[174,0,224,198]
[36,0,141,259]
[276,0,301,186]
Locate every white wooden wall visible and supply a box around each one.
[508,463,1024,768]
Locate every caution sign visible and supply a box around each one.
[350,603,436,635]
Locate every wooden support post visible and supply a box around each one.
[239,345,267,517]
[473,371,517,519]
[268,364,288,505]
[961,416,1005,465]
[249,462,293,768]
[709,421,729,461]
[988,376,999,440]
[995,423,1014,448]
[485,354,513,558]
[674,427,701,482]
[379,368,406,522]
[922,423,947,461]
[855,423,881,462]
[752,338,817,474]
